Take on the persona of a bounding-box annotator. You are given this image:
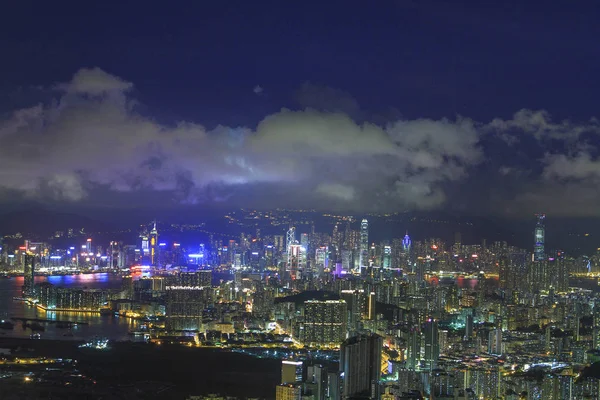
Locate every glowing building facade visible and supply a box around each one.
[359,219,369,270]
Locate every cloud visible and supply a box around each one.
[253,85,264,95]
[58,67,133,96]
[542,152,600,181]
[316,183,356,202]
[3,68,600,216]
[487,109,600,142]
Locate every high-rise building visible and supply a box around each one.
[301,300,347,347]
[534,214,545,261]
[382,245,391,269]
[165,285,206,331]
[359,219,369,270]
[340,333,382,399]
[306,364,328,400]
[281,360,304,384]
[22,254,35,297]
[149,221,159,266]
[407,325,420,370]
[423,319,439,371]
[287,244,306,280]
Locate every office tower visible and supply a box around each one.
[165,285,206,331]
[534,213,545,261]
[382,245,391,269]
[287,244,305,280]
[149,221,159,266]
[301,300,347,347]
[301,233,309,252]
[359,219,369,270]
[315,247,328,274]
[402,232,411,253]
[23,254,35,297]
[286,226,297,279]
[423,319,439,371]
[140,229,150,265]
[340,333,382,399]
[281,360,303,384]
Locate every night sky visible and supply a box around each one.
[2,0,600,217]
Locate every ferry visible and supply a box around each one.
[30,333,41,339]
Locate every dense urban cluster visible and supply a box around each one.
[2,213,600,399]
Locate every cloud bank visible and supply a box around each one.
[1,68,599,215]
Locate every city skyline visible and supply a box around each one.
[3,1,600,399]
[2,2,600,217]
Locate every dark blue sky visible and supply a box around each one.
[1,0,600,218]
[3,0,599,125]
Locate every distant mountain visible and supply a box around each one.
[0,207,116,237]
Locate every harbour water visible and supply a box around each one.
[0,273,137,341]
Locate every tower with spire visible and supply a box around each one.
[149,220,159,267]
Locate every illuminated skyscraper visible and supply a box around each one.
[149,221,159,266]
[402,232,411,253]
[286,226,296,272]
[287,244,305,280]
[534,214,545,261]
[140,228,150,265]
[359,219,369,270]
[382,245,391,268]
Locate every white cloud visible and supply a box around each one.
[58,67,133,95]
[0,68,487,210]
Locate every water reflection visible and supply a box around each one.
[0,273,136,341]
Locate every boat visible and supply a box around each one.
[30,333,41,339]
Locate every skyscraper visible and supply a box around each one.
[423,319,440,371]
[534,214,545,261]
[402,232,411,253]
[359,219,369,270]
[149,221,159,266]
[23,254,35,297]
[340,333,382,399]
